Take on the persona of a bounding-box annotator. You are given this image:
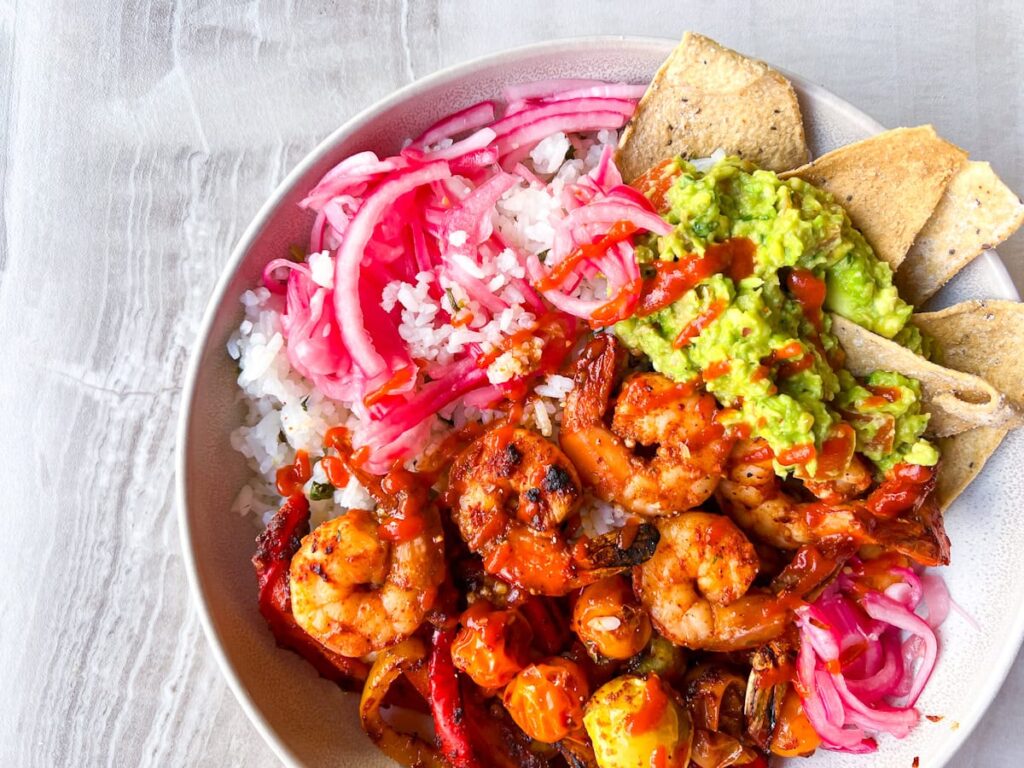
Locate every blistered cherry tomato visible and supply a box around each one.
[571,575,652,660]
[450,601,532,689]
[503,657,589,743]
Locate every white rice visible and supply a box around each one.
[228,129,631,533]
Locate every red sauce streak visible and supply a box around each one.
[377,514,424,542]
[363,365,416,407]
[777,443,816,467]
[319,456,349,489]
[816,424,856,476]
[636,237,756,317]
[866,462,934,518]
[535,220,639,292]
[644,379,699,409]
[778,353,814,378]
[323,426,349,452]
[785,268,827,330]
[275,449,312,496]
[755,659,796,689]
[630,158,682,213]
[726,420,752,441]
[673,299,727,348]
[863,385,903,410]
[377,468,426,542]
[626,676,669,735]
[703,359,731,380]
[773,341,805,361]
[323,427,371,471]
[451,310,474,328]
[590,277,641,328]
[350,445,371,467]
[650,746,668,768]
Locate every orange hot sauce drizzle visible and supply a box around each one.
[363,365,416,408]
[866,462,935,518]
[630,158,682,213]
[275,449,312,497]
[785,268,827,330]
[673,299,727,348]
[636,237,756,319]
[534,220,640,293]
[626,676,669,736]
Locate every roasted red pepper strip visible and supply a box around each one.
[460,683,549,768]
[252,495,369,689]
[429,628,481,768]
[517,596,570,655]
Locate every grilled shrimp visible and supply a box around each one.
[289,468,445,658]
[449,426,659,596]
[715,439,871,550]
[561,335,734,517]
[717,439,950,566]
[633,512,789,652]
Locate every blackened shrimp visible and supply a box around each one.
[449,426,659,596]
[560,335,734,517]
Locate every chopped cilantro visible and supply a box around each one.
[446,287,461,312]
[309,481,334,501]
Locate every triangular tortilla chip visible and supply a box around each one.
[615,31,808,182]
[830,313,1019,436]
[781,127,967,270]
[914,300,1024,409]
[934,426,1009,511]
[896,163,1024,305]
[911,301,1024,508]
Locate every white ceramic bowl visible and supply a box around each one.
[177,36,1024,768]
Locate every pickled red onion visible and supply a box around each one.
[795,562,959,753]
[273,78,644,470]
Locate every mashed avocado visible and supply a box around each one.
[615,156,937,476]
[835,371,939,474]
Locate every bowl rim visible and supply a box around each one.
[176,34,1021,768]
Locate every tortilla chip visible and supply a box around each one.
[933,426,1008,510]
[781,127,967,270]
[896,163,1024,305]
[913,300,1024,410]
[615,32,808,182]
[910,301,1024,507]
[829,313,1019,436]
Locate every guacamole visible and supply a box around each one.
[835,370,939,474]
[615,156,937,476]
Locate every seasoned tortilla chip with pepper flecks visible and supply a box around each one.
[830,313,1020,437]
[913,300,1024,409]
[615,31,808,183]
[932,426,1009,510]
[897,163,1024,306]
[781,126,967,271]
[911,301,1024,508]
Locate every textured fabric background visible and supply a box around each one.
[0,2,1019,765]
